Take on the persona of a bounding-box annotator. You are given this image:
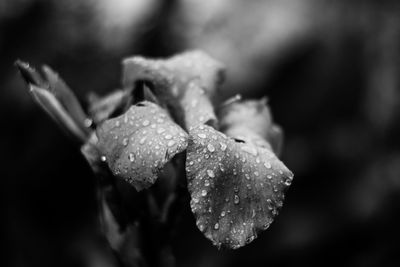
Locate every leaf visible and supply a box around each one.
[96,101,188,191]
[186,124,293,249]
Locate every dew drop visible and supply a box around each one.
[122,138,129,146]
[199,224,205,231]
[234,195,240,204]
[204,179,210,186]
[220,142,227,151]
[207,169,215,178]
[100,156,107,162]
[207,144,215,152]
[167,140,175,147]
[284,179,292,186]
[128,153,135,162]
[197,133,207,139]
[142,120,150,126]
[201,189,207,196]
[221,211,226,217]
[189,161,194,165]
[165,134,172,140]
[264,162,272,169]
[115,121,120,127]
[157,128,165,134]
[139,137,146,145]
[214,223,219,230]
[267,199,273,210]
[219,164,225,172]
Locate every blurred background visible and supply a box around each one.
[2,0,400,266]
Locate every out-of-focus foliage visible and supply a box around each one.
[2,0,400,266]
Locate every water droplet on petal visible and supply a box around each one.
[157,128,165,134]
[220,142,227,151]
[139,137,146,145]
[128,153,135,162]
[204,179,210,186]
[142,120,150,126]
[207,144,215,152]
[100,156,107,162]
[122,138,129,146]
[284,179,292,186]
[165,134,172,140]
[234,195,240,204]
[264,162,272,169]
[167,140,175,147]
[207,169,215,178]
[199,224,205,231]
[214,223,219,230]
[197,133,207,139]
[201,189,207,196]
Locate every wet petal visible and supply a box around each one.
[122,50,224,97]
[97,101,188,191]
[122,50,223,129]
[186,125,293,249]
[180,82,217,128]
[88,89,133,125]
[219,98,283,155]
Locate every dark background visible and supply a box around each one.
[2,0,400,266]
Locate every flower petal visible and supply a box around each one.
[122,51,223,129]
[186,124,293,249]
[97,101,188,191]
[122,50,224,97]
[180,82,218,128]
[219,98,283,155]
